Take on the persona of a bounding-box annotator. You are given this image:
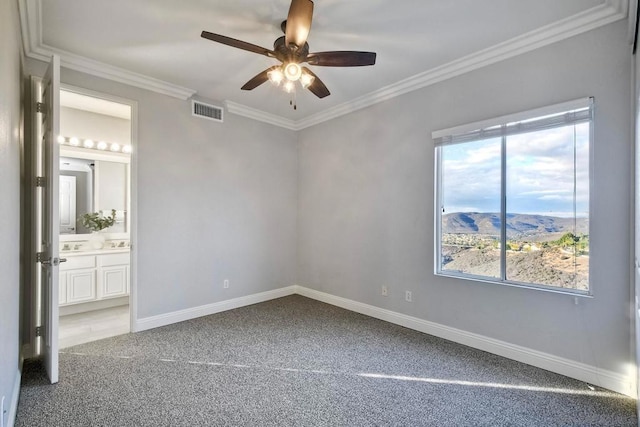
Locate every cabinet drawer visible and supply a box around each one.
[99,253,130,267]
[61,255,96,270]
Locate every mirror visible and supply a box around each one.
[59,88,132,239]
[60,149,130,236]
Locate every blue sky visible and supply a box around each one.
[441,123,589,218]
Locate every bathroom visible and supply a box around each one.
[57,88,133,348]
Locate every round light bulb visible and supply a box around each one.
[283,62,302,82]
[110,143,121,152]
[83,139,94,148]
[300,72,315,89]
[69,137,80,146]
[267,68,284,85]
[97,141,108,150]
[122,145,132,154]
[57,135,66,144]
[283,81,295,93]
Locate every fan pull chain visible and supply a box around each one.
[289,87,297,110]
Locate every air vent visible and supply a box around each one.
[192,100,223,122]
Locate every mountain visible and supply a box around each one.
[442,212,588,238]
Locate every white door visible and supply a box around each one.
[39,54,62,384]
[59,175,77,234]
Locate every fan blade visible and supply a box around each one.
[302,67,330,98]
[201,31,275,58]
[241,67,278,91]
[306,51,376,67]
[285,0,314,48]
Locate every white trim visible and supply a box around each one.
[296,2,625,130]
[628,0,638,44]
[46,43,195,100]
[19,0,627,129]
[224,101,297,130]
[130,283,635,396]
[432,97,592,140]
[7,367,21,427]
[59,296,128,316]
[294,285,635,398]
[133,286,297,332]
[17,0,39,61]
[18,0,195,100]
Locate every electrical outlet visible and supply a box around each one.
[381,286,388,296]
[405,291,412,302]
[223,279,229,289]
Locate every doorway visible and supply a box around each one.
[56,87,135,348]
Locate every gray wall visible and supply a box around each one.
[0,0,23,423]
[61,106,131,145]
[16,8,632,396]
[25,60,299,320]
[298,21,633,374]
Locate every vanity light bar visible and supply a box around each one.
[57,135,132,154]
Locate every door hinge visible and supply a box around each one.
[36,252,45,263]
[36,102,45,113]
[36,176,45,187]
[35,326,43,337]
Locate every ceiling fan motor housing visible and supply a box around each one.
[274,36,309,63]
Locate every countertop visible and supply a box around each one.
[61,248,130,257]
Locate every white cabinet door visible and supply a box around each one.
[99,265,128,298]
[67,269,96,304]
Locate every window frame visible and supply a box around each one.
[433,98,594,296]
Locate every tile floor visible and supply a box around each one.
[59,304,130,348]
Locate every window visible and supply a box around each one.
[433,98,592,294]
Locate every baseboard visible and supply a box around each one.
[133,286,297,332]
[294,285,634,398]
[128,283,633,397]
[60,296,128,317]
[7,365,21,427]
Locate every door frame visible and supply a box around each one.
[58,82,139,337]
[29,78,139,362]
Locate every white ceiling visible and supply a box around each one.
[21,0,627,127]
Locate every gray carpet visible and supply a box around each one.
[16,295,637,426]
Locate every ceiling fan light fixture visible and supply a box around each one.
[283,80,295,93]
[267,68,284,85]
[283,62,302,81]
[300,72,314,89]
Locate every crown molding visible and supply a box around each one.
[18,0,196,100]
[295,0,628,130]
[19,0,628,128]
[224,101,297,130]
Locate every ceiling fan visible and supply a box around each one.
[201,0,376,107]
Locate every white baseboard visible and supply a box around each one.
[7,366,21,427]
[133,286,297,332]
[294,285,635,398]
[60,296,128,317]
[128,283,633,397]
